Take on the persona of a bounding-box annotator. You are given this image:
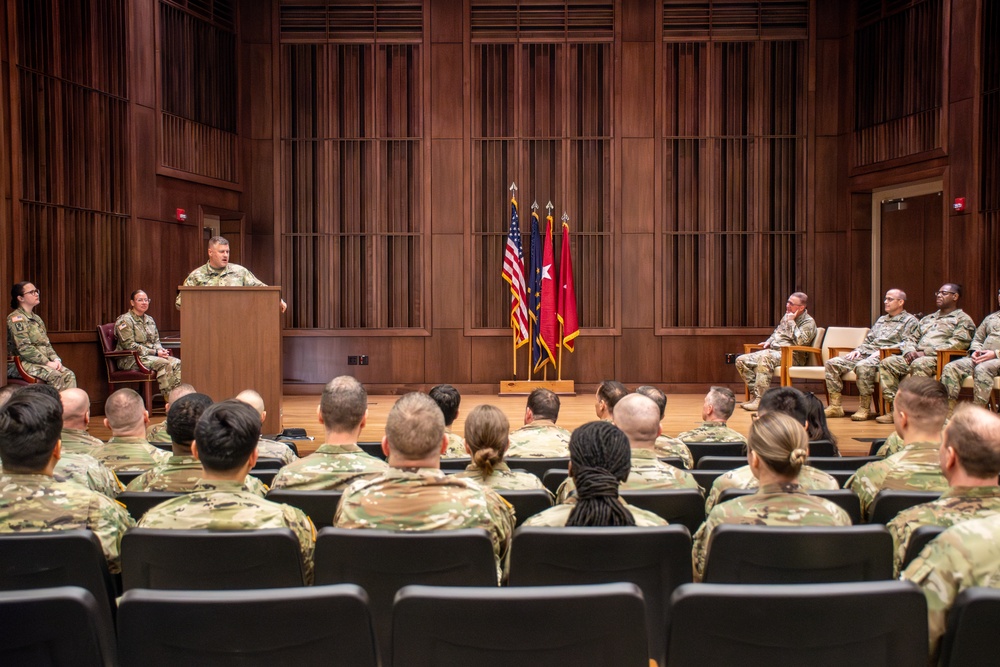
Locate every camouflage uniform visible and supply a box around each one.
[901,514,1000,657]
[506,420,571,458]
[555,449,701,504]
[145,420,171,445]
[888,485,1000,575]
[334,467,515,582]
[520,496,668,528]
[653,435,694,469]
[677,421,747,445]
[269,444,388,491]
[114,310,182,396]
[940,311,1000,405]
[6,307,77,389]
[440,430,467,459]
[879,309,976,402]
[175,262,268,308]
[59,427,104,455]
[705,464,840,512]
[693,481,853,580]
[454,462,551,494]
[51,452,122,497]
[876,431,905,457]
[847,440,948,517]
[824,312,920,396]
[0,472,134,572]
[89,436,171,472]
[138,478,316,583]
[124,455,268,497]
[736,311,817,397]
[256,438,298,466]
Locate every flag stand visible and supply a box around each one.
[499,379,575,395]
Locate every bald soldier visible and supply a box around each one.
[89,388,170,472]
[505,388,572,458]
[176,236,286,312]
[334,392,515,582]
[58,388,105,454]
[636,385,694,469]
[234,389,298,465]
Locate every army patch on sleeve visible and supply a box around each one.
[118,322,128,330]
[10,315,23,322]
[15,323,23,331]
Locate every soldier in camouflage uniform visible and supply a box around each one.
[235,389,298,465]
[877,284,976,424]
[454,404,551,495]
[428,384,467,458]
[636,385,695,468]
[114,290,182,396]
[901,513,1000,658]
[848,377,950,517]
[887,404,1000,575]
[824,288,920,421]
[58,388,105,454]
[0,391,134,573]
[90,388,170,472]
[594,380,629,421]
[6,282,76,389]
[138,400,316,582]
[334,393,514,582]
[736,292,817,411]
[145,384,196,445]
[176,236,286,312]
[876,430,905,457]
[270,376,388,491]
[940,288,1000,409]
[677,387,748,444]
[693,412,852,580]
[506,388,572,458]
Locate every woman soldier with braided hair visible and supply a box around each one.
[521,421,667,527]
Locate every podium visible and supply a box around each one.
[178,286,283,434]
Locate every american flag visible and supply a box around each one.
[502,198,530,347]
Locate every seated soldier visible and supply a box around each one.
[6,281,76,389]
[636,385,694,468]
[594,380,629,421]
[89,388,170,472]
[145,383,196,445]
[676,386,747,444]
[940,287,1000,413]
[429,384,467,458]
[454,404,550,494]
[506,388,571,458]
[235,389,298,465]
[59,388,105,453]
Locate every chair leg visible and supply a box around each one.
[143,382,153,414]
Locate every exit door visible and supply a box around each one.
[879,191,943,318]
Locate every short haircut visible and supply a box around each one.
[129,289,146,301]
[706,386,737,420]
[888,288,907,301]
[944,404,1000,478]
[193,400,261,472]
[597,380,630,411]
[0,392,62,470]
[235,389,265,416]
[385,393,445,460]
[166,393,214,448]
[320,376,368,432]
[635,386,667,419]
[944,283,962,297]
[526,388,560,422]
[169,384,197,403]
[18,383,60,403]
[208,235,229,248]
[428,384,461,426]
[612,394,661,443]
[464,404,510,476]
[9,281,31,309]
[0,384,19,407]
[895,377,948,432]
[790,292,808,307]
[104,388,145,432]
[758,386,808,424]
[60,388,91,425]
[748,411,809,478]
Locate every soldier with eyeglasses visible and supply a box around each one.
[6,281,77,389]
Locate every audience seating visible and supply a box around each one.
[392,582,649,667]
[666,580,928,666]
[0,586,117,667]
[251,457,285,469]
[265,489,344,528]
[900,524,946,571]
[783,326,871,404]
[657,456,686,469]
[541,468,569,495]
[807,439,839,457]
[121,528,305,590]
[357,441,387,459]
[829,470,856,488]
[314,527,497,661]
[685,442,746,466]
[496,489,553,526]
[702,524,893,583]
[868,438,887,456]
[715,488,863,525]
[438,457,471,471]
[505,457,571,480]
[937,587,1000,667]
[247,468,277,486]
[117,491,182,521]
[808,455,882,471]
[117,584,378,667]
[508,525,692,665]
[868,490,942,524]
[5,354,38,384]
[619,489,705,533]
[691,469,728,495]
[97,322,158,412]
[113,470,143,487]
[695,456,745,471]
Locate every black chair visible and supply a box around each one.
[314,527,497,662]
[657,456,686,469]
[937,587,1000,667]
[619,489,705,534]
[114,470,144,487]
[392,582,649,667]
[121,528,306,590]
[247,469,277,486]
[666,581,928,666]
[508,525,692,665]
[809,455,882,471]
[266,489,344,528]
[702,524,893,583]
[504,457,571,480]
[829,470,855,488]
[696,455,745,471]
[357,442,387,460]
[541,468,570,495]
[438,457,471,471]
[497,489,553,526]
[901,524,946,570]
[0,586,117,667]
[117,584,378,667]
[691,469,728,494]
[716,488,863,525]
[808,439,839,457]
[684,441,746,466]
[251,457,285,469]
[868,438,887,456]
[868,490,942,524]
[117,491,182,521]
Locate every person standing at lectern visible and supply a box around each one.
[175,236,287,313]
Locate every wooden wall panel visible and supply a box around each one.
[620,138,654,233]
[813,136,841,233]
[661,334,758,386]
[132,0,157,107]
[470,336,514,384]
[431,139,464,233]
[621,233,654,329]
[616,328,661,384]
[424,330,472,384]
[432,234,464,328]
[283,336,426,387]
[621,0,655,42]
[431,44,463,138]
[561,335,615,384]
[430,0,462,43]
[810,231,850,329]
[620,43,654,137]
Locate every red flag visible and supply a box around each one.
[536,215,558,370]
[557,219,579,352]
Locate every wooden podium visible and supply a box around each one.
[179,286,283,434]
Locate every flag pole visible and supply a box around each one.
[528,200,540,381]
[510,182,518,377]
[550,202,561,380]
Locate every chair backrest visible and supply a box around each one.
[252,457,285,470]
[807,439,839,457]
[392,583,649,667]
[900,524,946,570]
[715,488,863,525]
[121,528,305,590]
[868,438,887,456]
[619,489,706,534]
[685,442,746,466]
[117,491,183,521]
[808,455,882,471]
[695,455,745,471]
[691,470,727,494]
[829,470,854,488]
[819,327,871,364]
[504,457,571,480]
[666,581,927,667]
[96,322,117,356]
[357,442,387,460]
[496,489,553,526]
[247,469,277,486]
[658,456,686,469]
[0,586,117,667]
[117,584,378,667]
[868,490,942,524]
[438,457,471,471]
[806,326,826,365]
[937,587,1000,667]
[314,527,497,661]
[702,524,892,583]
[542,468,570,495]
[508,525,692,665]
[265,489,343,528]
[114,470,144,487]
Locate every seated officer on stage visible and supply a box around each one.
[506,388,571,458]
[940,287,1000,413]
[637,385,694,469]
[429,384,467,458]
[89,389,170,472]
[235,389,298,465]
[676,386,747,444]
[6,281,77,389]
[146,383,196,445]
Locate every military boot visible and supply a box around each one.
[851,394,874,421]
[824,392,845,418]
[741,397,760,412]
[875,401,894,424]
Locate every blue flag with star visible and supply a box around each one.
[528,209,545,371]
